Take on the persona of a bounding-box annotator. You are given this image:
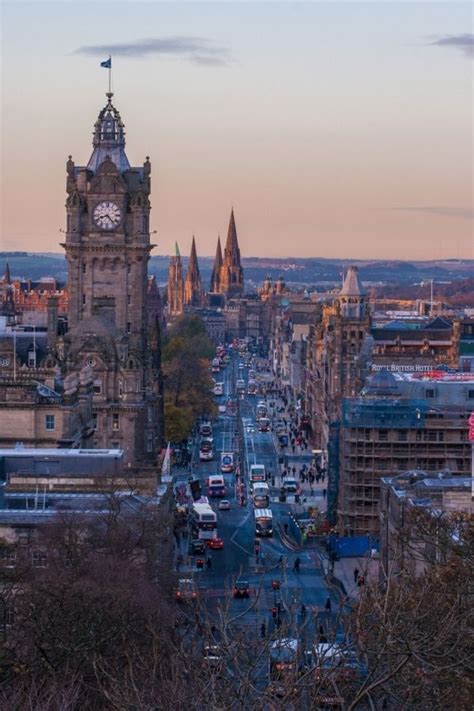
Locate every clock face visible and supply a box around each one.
[93,201,122,230]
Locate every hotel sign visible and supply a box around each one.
[371,364,434,373]
[469,413,474,443]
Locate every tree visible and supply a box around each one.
[162,315,217,442]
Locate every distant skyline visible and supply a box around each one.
[1,1,472,260]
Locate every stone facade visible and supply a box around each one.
[54,91,163,467]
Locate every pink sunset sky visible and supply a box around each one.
[1,1,472,260]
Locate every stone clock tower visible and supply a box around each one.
[60,91,163,470]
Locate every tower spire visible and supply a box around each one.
[210,235,223,293]
[220,208,244,297]
[184,236,204,307]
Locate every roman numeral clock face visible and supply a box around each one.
[93,201,122,230]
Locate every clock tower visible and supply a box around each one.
[60,91,163,470]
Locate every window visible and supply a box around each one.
[147,432,154,453]
[112,413,119,431]
[119,379,123,396]
[378,430,388,441]
[468,389,474,400]
[397,430,408,442]
[93,379,102,394]
[67,215,71,231]
[45,414,55,431]
[127,294,131,305]
[92,413,98,430]
[111,441,120,449]
[82,262,86,274]
[127,264,132,274]
[425,388,436,399]
[143,216,149,233]
[27,349,36,368]
[32,551,48,568]
[82,294,86,306]
[0,549,16,568]
[127,322,131,334]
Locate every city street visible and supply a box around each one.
[174,353,339,641]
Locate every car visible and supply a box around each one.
[189,539,206,556]
[218,404,227,413]
[207,537,224,550]
[233,580,250,598]
[218,499,231,511]
[203,644,222,668]
[175,578,197,602]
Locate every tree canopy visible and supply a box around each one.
[162,315,217,442]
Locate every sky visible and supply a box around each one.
[1,1,472,260]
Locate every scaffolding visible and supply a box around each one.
[342,398,428,429]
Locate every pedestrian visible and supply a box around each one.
[293,557,301,572]
[292,466,296,477]
[260,622,266,638]
[271,475,275,487]
[301,604,307,618]
[284,523,289,535]
[323,488,327,498]
[206,557,212,571]
[325,597,332,613]
[353,567,359,584]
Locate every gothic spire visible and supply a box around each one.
[87,93,130,174]
[184,236,204,307]
[224,208,241,265]
[174,241,181,259]
[210,236,223,292]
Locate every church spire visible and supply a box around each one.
[3,262,11,285]
[184,236,204,307]
[87,93,130,174]
[167,241,184,316]
[210,236,223,293]
[220,208,244,297]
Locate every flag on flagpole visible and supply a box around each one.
[100,57,112,68]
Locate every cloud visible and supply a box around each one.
[429,34,474,58]
[74,36,232,66]
[391,207,474,220]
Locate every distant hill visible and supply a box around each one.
[1,252,472,291]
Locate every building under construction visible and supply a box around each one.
[338,369,474,536]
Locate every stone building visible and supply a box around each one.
[379,470,473,577]
[54,90,163,468]
[338,370,474,536]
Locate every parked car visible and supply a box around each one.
[233,580,250,598]
[218,499,231,511]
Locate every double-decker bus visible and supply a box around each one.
[208,474,226,498]
[256,401,267,420]
[254,508,273,536]
[190,500,217,540]
[252,482,270,508]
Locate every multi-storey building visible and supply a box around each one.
[338,369,474,536]
[50,90,163,468]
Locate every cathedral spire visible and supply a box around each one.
[167,241,184,316]
[184,236,204,307]
[220,208,244,297]
[87,93,130,174]
[210,235,223,292]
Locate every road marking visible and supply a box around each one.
[230,509,253,556]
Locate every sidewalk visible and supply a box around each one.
[328,556,379,600]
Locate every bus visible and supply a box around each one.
[252,482,270,508]
[199,439,213,461]
[208,474,226,498]
[211,358,220,373]
[213,382,224,396]
[190,501,217,540]
[256,401,267,420]
[269,638,300,697]
[236,379,246,394]
[258,417,270,432]
[249,464,266,483]
[254,508,273,536]
[220,452,234,473]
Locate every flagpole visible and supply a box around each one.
[108,55,112,94]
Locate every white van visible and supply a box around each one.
[252,482,270,508]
